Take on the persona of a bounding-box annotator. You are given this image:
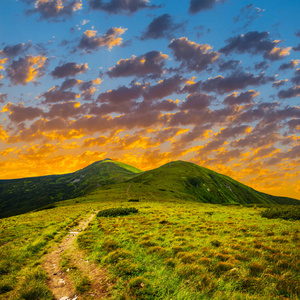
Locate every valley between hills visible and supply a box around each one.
[0,159,299,299]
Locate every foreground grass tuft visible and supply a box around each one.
[97,207,138,217]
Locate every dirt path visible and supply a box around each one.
[43,212,110,300]
[126,183,132,198]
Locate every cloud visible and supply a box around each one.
[78,28,127,52]
[78,78,102,100]
[51,62,88,78]
[223,90,259,106]
[0,93,7,103]
[218,59,241,72]
[180,92,213,110]
[279,59,299,71]
[220,31,274,54]
[60,78,81,90]
[220,31,290,61]
[88,0,158,14]
[6,55,47,85]
[26,0,83,21]
[46,101,86,119]
[233,4,265,30]
[201,72,274,94]
[0,42,31,58]
[293,44,300,51]
[188,0,227,14]
[143,75,186,101]
[107,51,168,78]
[278,85,300,99]
[82,136,108,147]
[264,46,291,61]
[1,102,44,123]
[272,79,288,88]
[264,144,300,166]
[229,102,300,127]
[168,37,220,72]
[141,14,184,40]
[0,58,8,82]
[41,86,80,103]
[231,123,280,150]
[291,69,300,85]
[254,61,270,71]
[97,84,144,104]
[198,125,251,155]
[287,119,300,134]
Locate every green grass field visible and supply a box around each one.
[0,202,97,299]
[1,195,299,299]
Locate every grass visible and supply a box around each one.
[261,205,300,220]
[97,207,139,217]
[0,179,299,299]
[0,202,96,299]
[76,200,300,300]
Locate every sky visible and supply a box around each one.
[0,0,300,199]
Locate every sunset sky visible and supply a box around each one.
[0,0,300,199]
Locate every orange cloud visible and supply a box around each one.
[79,27,127,52]
[6,55,47,85]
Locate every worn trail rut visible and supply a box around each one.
[43,212,109,300]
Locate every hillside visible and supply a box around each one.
[0,159,142,218]
[126,160,300,206]
[1,159,299,219]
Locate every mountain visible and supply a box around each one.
[0,159,142,218]
[127,160,300,206]
[0,159,299,219]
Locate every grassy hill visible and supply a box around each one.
[0,159,299,219]
[0,159,142,218]
[126,160,300,206]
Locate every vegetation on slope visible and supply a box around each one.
[77,201,300,300]
[0,202,94,299]
[261,206,300,220]
[127,160,299,206]
[0,159,142,218]
[1,159,299,219]
[0,188,299,299]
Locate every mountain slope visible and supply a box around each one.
[0,159,142,218]
[127,160,299,205]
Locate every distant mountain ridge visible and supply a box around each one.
[0,159,299,218]
[0,159,142,218]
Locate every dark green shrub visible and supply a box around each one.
[0,282,13,294]
[128,199,139,202]
[97,207,138,217]
[211,239,222,247]
[261,206,300,220]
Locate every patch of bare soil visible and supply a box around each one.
[43,212,110,300]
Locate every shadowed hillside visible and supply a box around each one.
[0,159,142,218]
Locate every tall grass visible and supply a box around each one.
[77,201,300,300]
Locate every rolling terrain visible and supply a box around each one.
[0,159,142,218]
[0,159,299,219]
[126,160,300,206]
[0,159,300,299]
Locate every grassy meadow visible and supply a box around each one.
[0,185,299,299]
[0,202,97,299]
[77,200,300,300]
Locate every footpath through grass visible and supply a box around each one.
[78,201,300,300]
[0,203,96,299]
